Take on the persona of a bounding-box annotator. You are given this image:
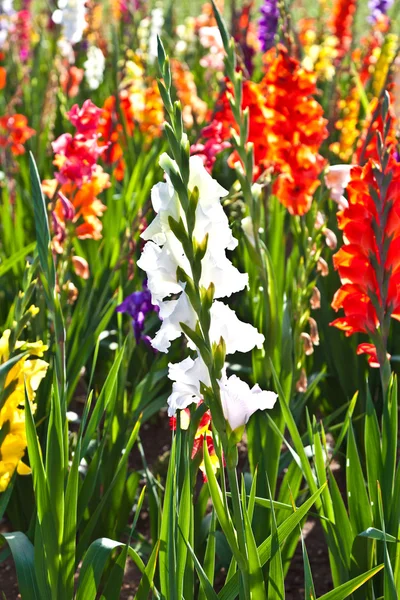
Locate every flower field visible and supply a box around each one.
[1,0,400,597]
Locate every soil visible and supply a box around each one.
[0,414,334,599]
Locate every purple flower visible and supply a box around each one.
[258,0,279,53]
[116,282,158,345]
[368,0,393,22]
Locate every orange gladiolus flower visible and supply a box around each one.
[214,78,271,178]
[210,46,327,214]
[0,67,6,90]
[0,114,35,156]
[171,59,208,128]
[331,156,400,366]
[261,46,328,215]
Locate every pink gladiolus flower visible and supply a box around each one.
[67,100,103,136]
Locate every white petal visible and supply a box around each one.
[137,241,183,305]
[188,155,228,204]
[209,302,264,354]
[167,355,210,415]
[219,373,277,430]
[152,292,197,353]
[200,249,248,298]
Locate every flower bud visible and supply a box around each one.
[324,228,337,250]
[296,368,308,393]
[317,257,329,276]
[72,256,90,279]
[300,332,314,355]
[310,286,321,309]
[309,317,320,346]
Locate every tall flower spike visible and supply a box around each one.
[331,139,400,374]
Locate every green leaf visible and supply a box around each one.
[203,440,243,570]
[81,342,126,458]
[267,473,284,600]
[29,152,54,288]
[2,532,41,600]
[135,541,160,600]
[76,538,123,600]
[24,387,59,595]
[219,484,326,600]
[316,564,384,600]
[346,424,372,533]
[377,482,397,599]
[0,242,35,278]
[301,531,316,600]
[177,468,191,598]
[358,527,398,543]
[76,418,141,560]
[159,436,176,598]
[181,535,219,600]
[198,511,217,600]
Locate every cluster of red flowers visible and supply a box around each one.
[330,0,357,59]
[354,95,398,164]
[43,100,110,252]
[0,114,35,156]
[170,405,221,482]
[331,156,400,366]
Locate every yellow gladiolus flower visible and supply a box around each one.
[0,329,48,492]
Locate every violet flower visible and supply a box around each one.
[258,0,279,53]
[368,0,393,22]
[116,282,158,345]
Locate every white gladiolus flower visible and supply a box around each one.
[140,154,247,305]
[148,8,164,62]
[167,356,210,415]
[84,46,105,90]
[208,302,264,354]
[54,0,87,45]
[136,240,186,306]
[219,374,278,431]
[152,292,197,353]
[139,150,276,432]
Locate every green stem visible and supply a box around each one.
[226,463,250,596]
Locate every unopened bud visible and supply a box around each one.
[324,228,337,250]
[64,281,78,305]
[315,211,325,229]
[317,257,329,277]
[310,286,321,309]
[309,317,319,346]
[72,256,90,279]
[296,369,308,393]
[301,332,314,355]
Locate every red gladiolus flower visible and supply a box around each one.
[67,100,103,136]
[331,155,400,367]
[169,406,223,482]
[330,0,357,59]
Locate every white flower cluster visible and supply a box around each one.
[52,0,87,46]
[0,0,14,48]
[138,154,277,431]
[84,46,105,90]
[138,7,164,63]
